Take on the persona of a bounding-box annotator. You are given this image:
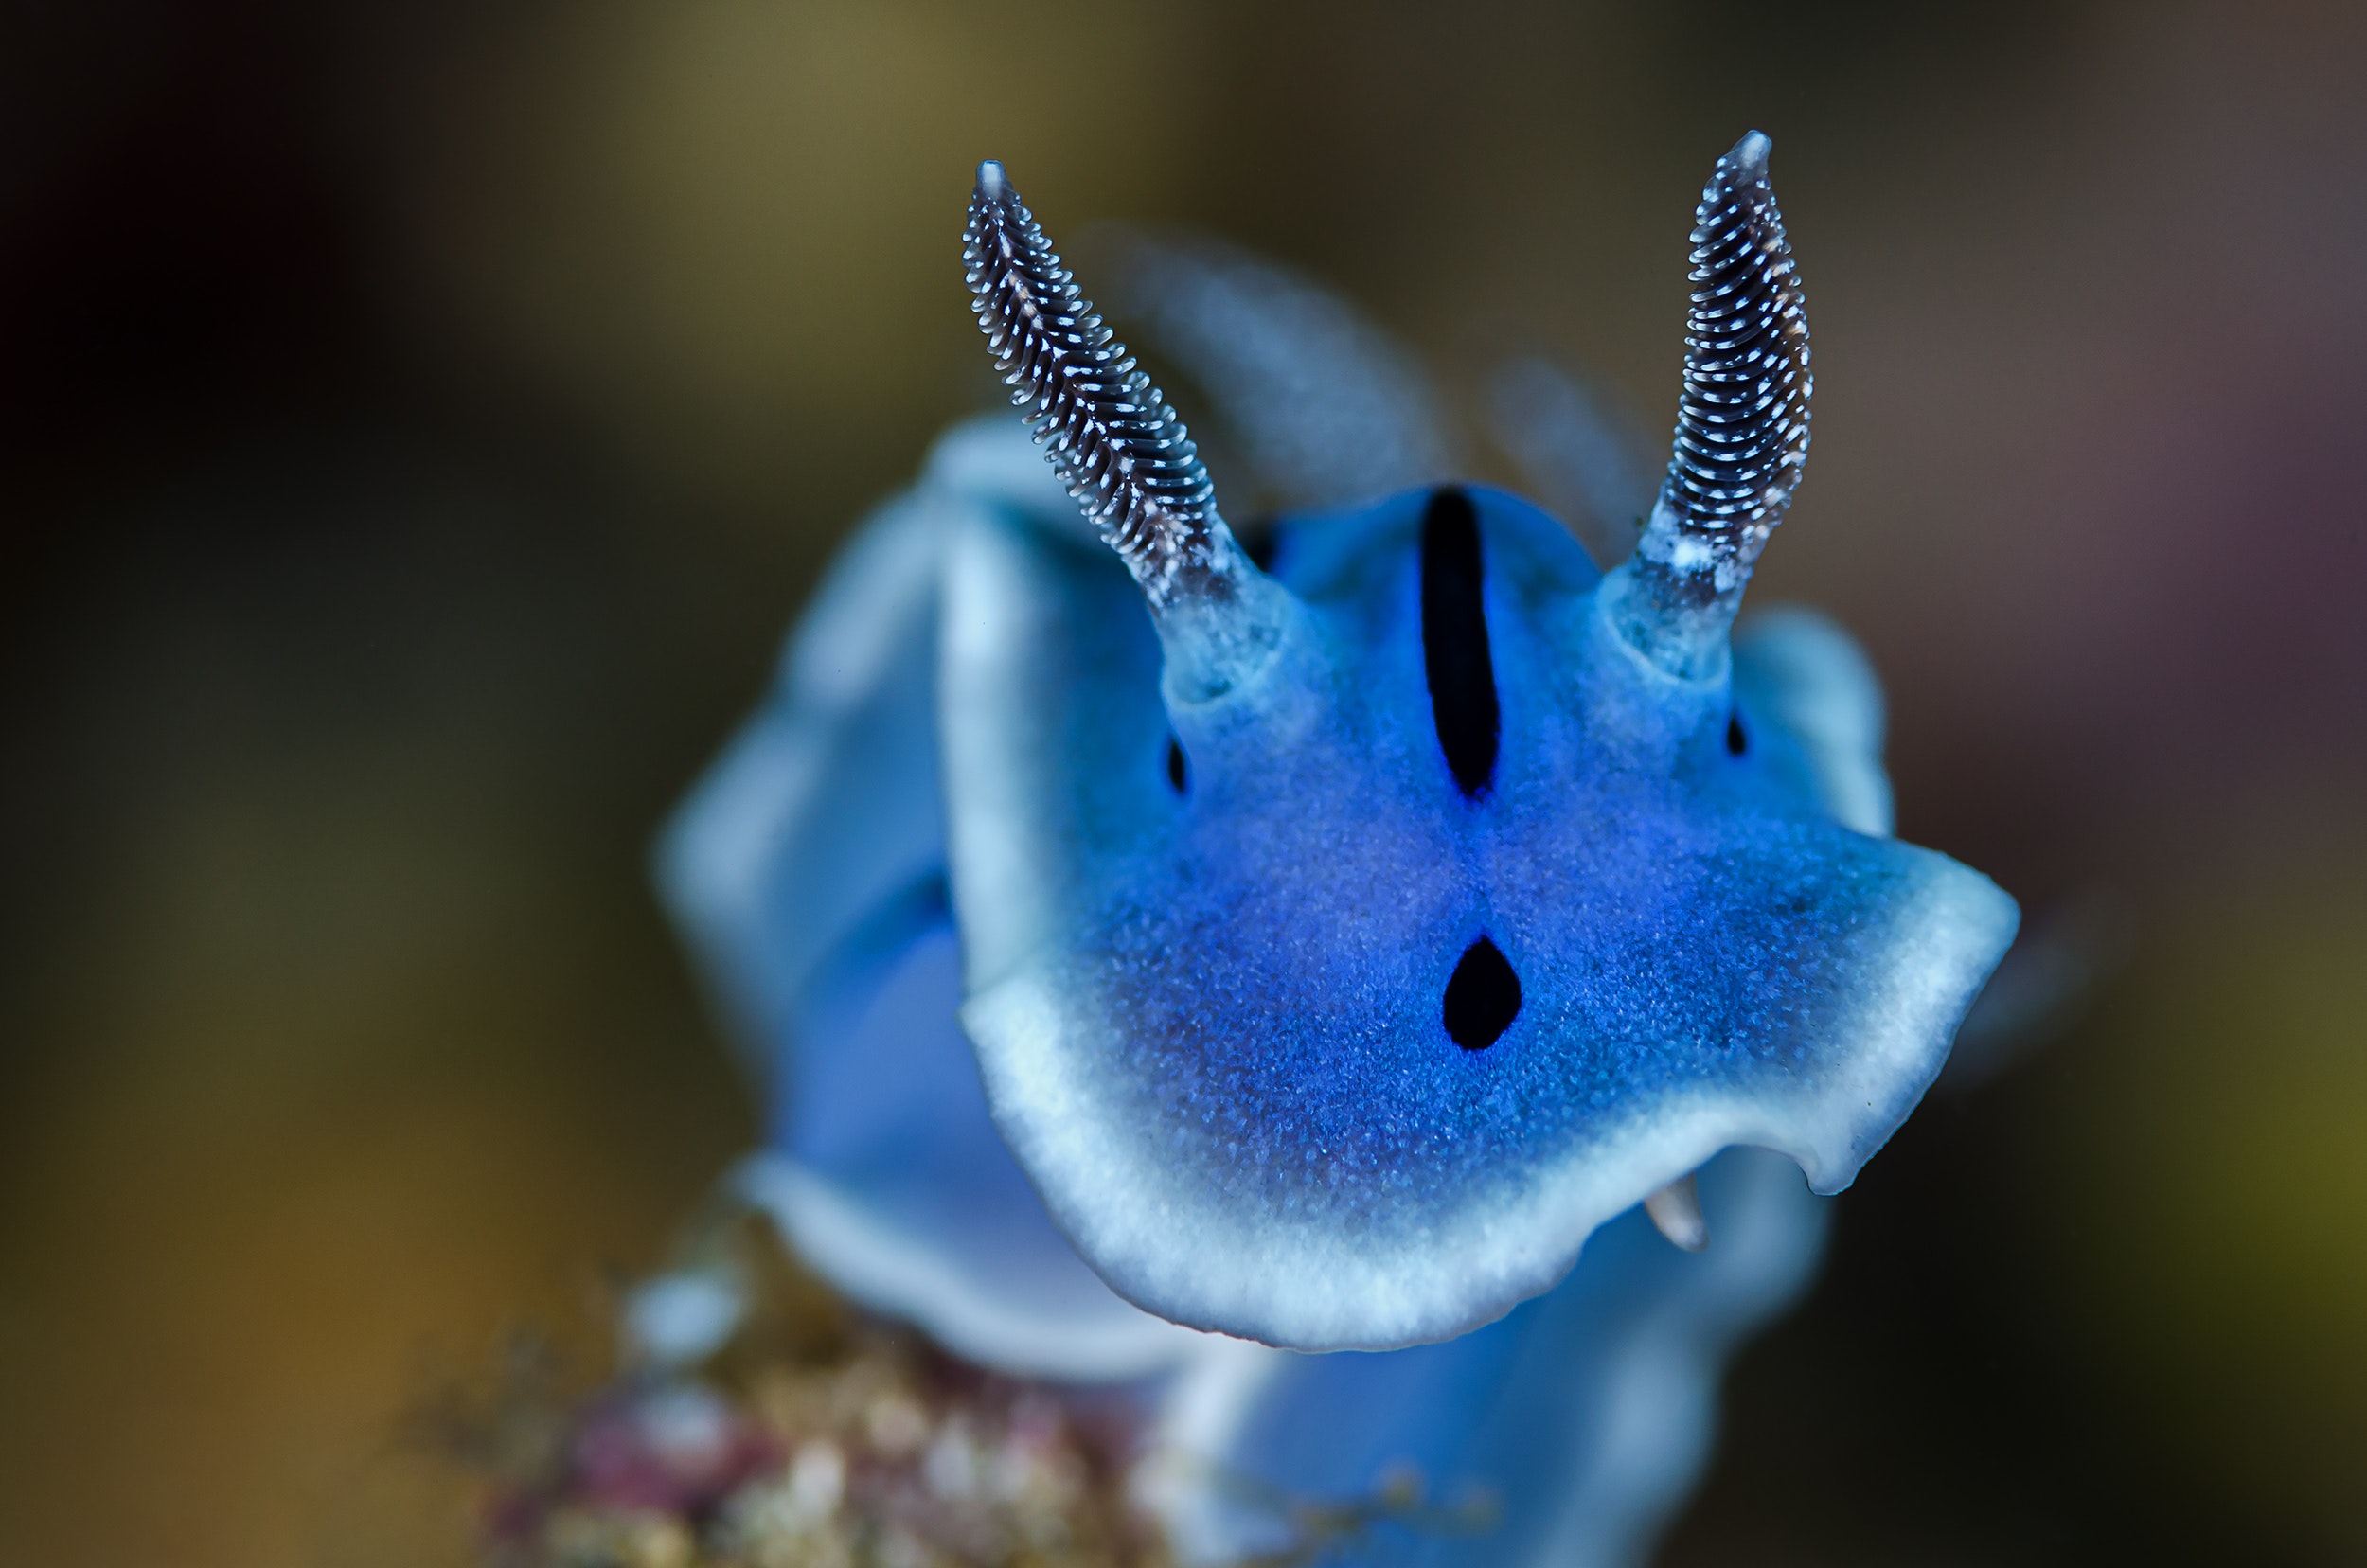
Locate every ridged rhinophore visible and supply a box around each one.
[1653,130,1813,597]
[963,161,1223,605]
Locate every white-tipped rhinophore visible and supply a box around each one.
[963,161,1296,702]
[1614,131,1813,679]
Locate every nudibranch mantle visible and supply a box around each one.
[945,475,2012,1351]
[940,136,2016,1350]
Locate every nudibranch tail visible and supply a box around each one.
[1618,130,1813,678]
[964,161,1292,700]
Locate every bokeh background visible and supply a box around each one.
[3,2,2363,1563]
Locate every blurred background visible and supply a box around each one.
[2,1,2362,1562]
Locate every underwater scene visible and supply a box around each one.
[2,5,2363,1566]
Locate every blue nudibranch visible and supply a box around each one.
[661,132,2019,1564]
[665,133,2014,1369]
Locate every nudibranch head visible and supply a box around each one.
[949,139,2016,1351]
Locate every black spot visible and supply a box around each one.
[1242,517,1281,572]
[1166,735,1189,793]
[1420,487,1500,796]
[1443,936,1522,1051]
[1726,711,1748,756]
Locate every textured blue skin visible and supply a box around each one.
[942,455,2017,1350]
[1002,496,1879,1169]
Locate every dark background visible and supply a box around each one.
[3,2,2363,1563]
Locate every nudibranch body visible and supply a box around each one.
[667,124,2011,1348]
[662,130,2014,1565]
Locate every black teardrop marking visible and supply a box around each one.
[1726,711,1748,756]
[1444,936,1522,1051]
[1166,735,1189,793]
[1420,487,1501,797]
